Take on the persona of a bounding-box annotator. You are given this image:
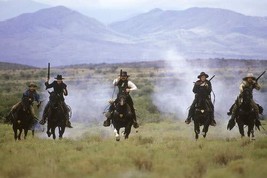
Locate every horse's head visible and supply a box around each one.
[21,96,31,112]
[196,96,208,110]
[242,88,252,104]
[117,93,127,106]
[48,91,60,109]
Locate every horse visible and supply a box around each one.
[235,88,257,139]
[11,96,35,140]
[46,91,66,140]
[111,93,133,141]
[192,95,212,140]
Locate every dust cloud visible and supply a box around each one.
[152,50,266,125]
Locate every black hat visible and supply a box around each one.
[28,82,37,87]
[119,71,130,77]
[55,75,64,80]
[197,72,209,79]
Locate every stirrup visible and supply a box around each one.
[103,120,110,127]
[39,119,46,125]
[210,120,216,126]
[185,118,191,124]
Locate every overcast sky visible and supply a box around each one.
[3,0,267,23]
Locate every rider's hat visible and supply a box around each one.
[197,72,209,79]
[243,73,256,80]
[28,82,37,87]
[119,71,129,77]
[55,75,64,80]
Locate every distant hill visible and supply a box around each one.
[0,0,50,21]
[110,7,267,59]
[0,6,267,67]
[0,62,37,70]
[0,6,159,67]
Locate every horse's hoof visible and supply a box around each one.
[47,132,51,137]
[115,133,120,141]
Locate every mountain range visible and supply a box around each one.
[0,5,267,66]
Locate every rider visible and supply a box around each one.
[9,83,41,121]
[103,71,139,128]
[39,75,72,128]
[185,72,216,126]
[227,73,261,127]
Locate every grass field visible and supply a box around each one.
[1,120,267,178]
[0,60,266,178]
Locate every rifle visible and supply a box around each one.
[209,75,215,82]
[47,63,50,81]
[46,63,50,90]
[256,71,266,82]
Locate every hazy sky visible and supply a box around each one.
[2,0,267,23]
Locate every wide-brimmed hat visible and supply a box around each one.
[243,73,256,80]
[28,83,37,87]
[197,72,209,79]
[55,75,64,80]
[119,71,130,77]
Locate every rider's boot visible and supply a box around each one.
[210,113,216,126]
[227,103,234,116]
[133,117,139,128]
[39,115,46,125]
[103,111,111,127]
[66,119,73,128]
[131,109,139,128]
[185,108,193,124]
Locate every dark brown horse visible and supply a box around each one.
[10,96,35,140]
[111,93,133,141]
[193,96,212,140]
[232,88,257,139]
[46,91,66,139]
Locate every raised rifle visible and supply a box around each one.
[46,63,50,90]
[209,75,215,82]
[256,71,266,82]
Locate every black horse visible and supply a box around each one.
[46,91,66,140]
[228,88,257,139]
[10,96,35,140]
[193,96,212,140]
[111,93,133,141]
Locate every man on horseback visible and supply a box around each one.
[9,83,41,121]
[103,71,139,128]
[39,75,72,128]
[227,73,261,129]
[185,72,216,126]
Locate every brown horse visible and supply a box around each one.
[228,88,257,139]
[193,96,212,140]
[111,93,133,141]
[10,96,35,140]
[46,91,66,140]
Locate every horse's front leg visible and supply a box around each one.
[202,115,211,138]
[13,125,18,141]
[52,127,56,140]
[247,123,255,140]
[194,118,200,140]
[18,128,23,140]
[124,123,132,139]
[46,124,51,137]
[114,128,120,141]
[59,126,65,139]
[237,121,245,138]
[24,129,28,139]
